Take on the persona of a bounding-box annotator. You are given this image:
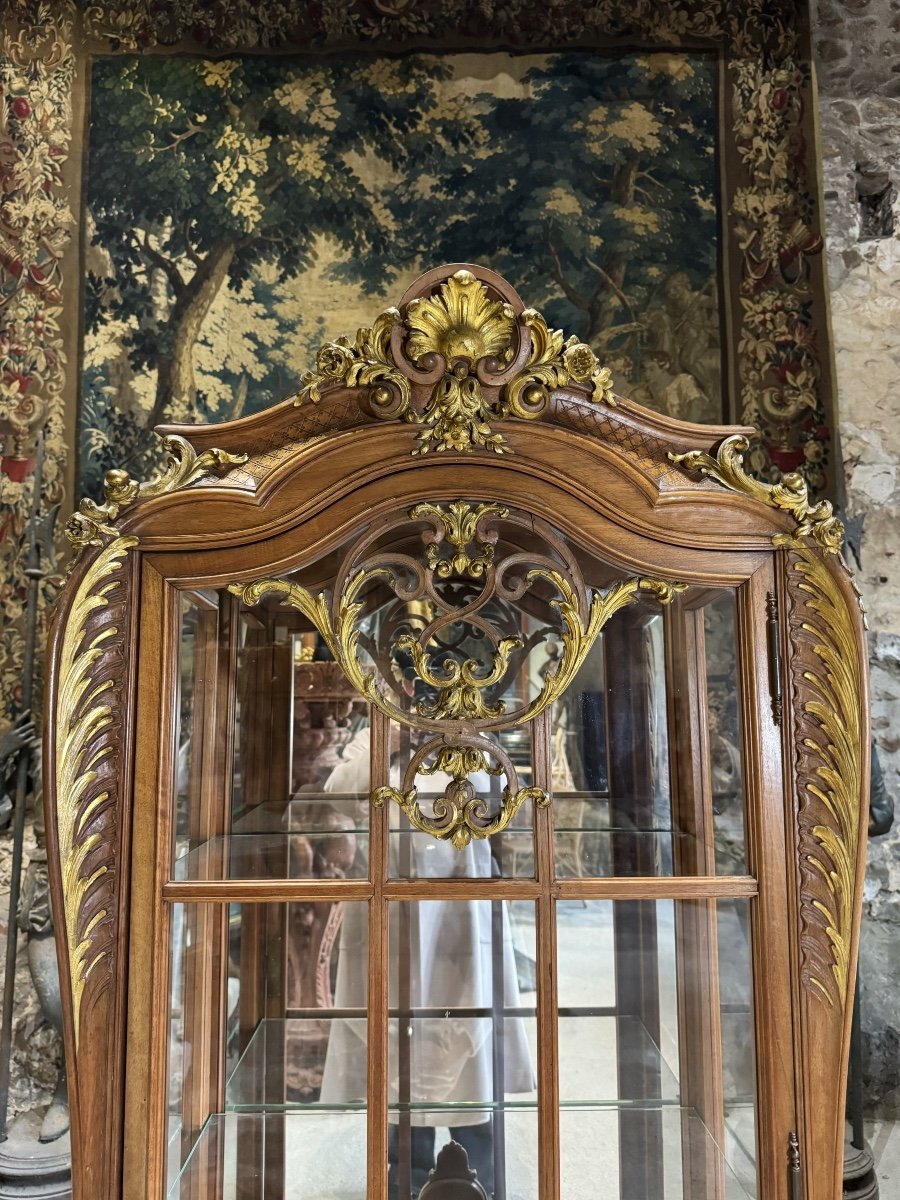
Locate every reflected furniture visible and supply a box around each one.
[45,265,869,1200]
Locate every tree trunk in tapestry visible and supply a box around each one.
[148,239,237,431]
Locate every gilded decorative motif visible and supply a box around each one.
[410,501,508,579]
[295,269,617,456]
[54,534,136,1046]
[786,545,862,1011]
[66,434,247,555]
[373,735,548,850]
[296,310,409,410]
[405,270,515,368]
[231,499,683,843]
[395,630,521,720]
[669,435,844,553]
[507,310,615,416]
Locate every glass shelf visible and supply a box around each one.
[173,832,370,882]
[224,1018,683,1113]
[168,1106,754,1199]
[172,827,737,882]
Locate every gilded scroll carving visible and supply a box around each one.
[786,545,862,1011]
[295,269,615,456]
[66,434,248,556]
[373,735,549,850]
[55,535,136,1046]
[231,499,682,843]
[669,434,844,554]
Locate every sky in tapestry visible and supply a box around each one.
[80,51,720,497]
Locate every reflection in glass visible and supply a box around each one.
[551,587,748,879]
[166,902,368,1195]
[556,899,757,1199]
[386,900,537,1199]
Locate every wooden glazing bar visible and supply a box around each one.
[368,706,390,1200]
[162,879,375,903]
[533,711,560,1200]
[555,876,758,900]
[665,600,726,1200]
[162,874,758,904]
[397,723,413,1200]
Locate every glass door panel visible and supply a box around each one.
[161,499,768,1200]
[556,898,757,1199]
[553,586,749,879]
[387,899,538,1200]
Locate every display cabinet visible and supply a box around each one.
[45,265,869,1200]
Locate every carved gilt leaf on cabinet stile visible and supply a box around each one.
[670,434,865,1013]
[54,535,136,1046]
[786,545,863,1012]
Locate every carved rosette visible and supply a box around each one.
[785,545,863,1012]
[55,534,136,1046]
[295,267,615,456]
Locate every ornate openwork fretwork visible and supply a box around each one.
[296,267,615,456]
[373,735,549,850]
[668,434,844,554]
[231,499,682,844]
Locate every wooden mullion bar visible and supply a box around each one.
[533,709,560,1200]
[163,879,374,903]
[368,706,390,1200]
[556,876,758,900]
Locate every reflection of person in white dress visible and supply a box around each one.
[320,725,533,1198]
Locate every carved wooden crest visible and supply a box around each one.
[295,264,615,455]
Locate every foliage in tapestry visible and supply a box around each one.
[82,51,721,497]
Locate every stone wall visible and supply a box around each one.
[814,0,900,1113]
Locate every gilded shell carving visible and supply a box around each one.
[294,267,616,456]
[405,268,516,367]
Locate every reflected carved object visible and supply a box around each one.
[296,267,615,455]
[291,660,362,789]
[417,1141,489,1200]
[232,500,683,843]
[54,535,136,1046]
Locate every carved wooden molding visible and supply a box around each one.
[55,535,136,1046]
[785,544,863,1011]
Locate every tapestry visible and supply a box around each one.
[80,50,721,498]
[0,0,833,731]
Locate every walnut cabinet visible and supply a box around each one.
[44,265,869,1200]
